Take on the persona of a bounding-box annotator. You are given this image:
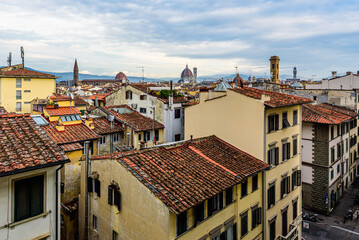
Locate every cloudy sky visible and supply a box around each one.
[1,0,359,79]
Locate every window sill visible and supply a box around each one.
[240,232,249,239]
[252,188,258,193]
[9,211,50,228]
[240,194,248,199]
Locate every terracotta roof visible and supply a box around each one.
[230,87,312,108]
[130,84,188,104]
[61,142,84,152]
[50,93,71,101]
[88,93,111,101]
[131,83,158,93]
[41,122,100,145]
[92,135,269,213]
[0,114,69,175]
[303,103,358,124]
[0,68,55,78]
[74,96,88,106]
[101,105,164,132]
[92,117,123,135]
[45,107,81,117]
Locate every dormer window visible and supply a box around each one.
[60,114,81,122]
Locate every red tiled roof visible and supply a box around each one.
[101,105,164,132]
[92,117,123,135]
[88,93,111,101]
[92,135,269,213]
[61,142,84,152]
[45,107,81,117]
[50,93,71,101]
[0,114,69,175]
[41,123,100,145]
[74,96,88,106]
[230,87,312,108]
[0,68,55,78]
[302,103,358,124]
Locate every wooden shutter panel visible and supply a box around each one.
[233,223,237,240]
[95,179,101,197]
[258,207,262,224]
[275,114,279,130]
[281,180,284,198]
[130,91,133,99]
[268,150,271,164]
[219,192,223,210]
[108,186,113,205]
[275,147,279,165]
[220,232,226,240]
[297,170,301,186]
[87,177,93,192]
[114,190,121,211]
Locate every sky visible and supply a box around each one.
[1,0,359,79]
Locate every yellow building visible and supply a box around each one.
[0,65,56,113]
[185,87,312,240]
[270,56,280,84]
[78,135,269,240]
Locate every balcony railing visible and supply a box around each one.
[275,213,302,240]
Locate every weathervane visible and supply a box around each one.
[21,46,24,68]
[7,52,11,67]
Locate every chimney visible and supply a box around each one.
[85,117,94,129]
[169,81,173,108]
[332,71,337,78]
[346,71,352,75]
[95,96,99,107]
[56,122,65,132]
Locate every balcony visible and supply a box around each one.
[275,213,302,240]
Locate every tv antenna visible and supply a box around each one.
[21,46,24,68]
[7,52,11,67]
[136,66,144,83]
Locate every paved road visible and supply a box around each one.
[302,221,359,240]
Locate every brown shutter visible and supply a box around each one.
[108,186,113,205]
[114,190,121,211]
[268,150,271,164]
[297,170,302,186]
[87,177,93,192]
[275,114,279,130]
[287,143,291,159]
[275,147,279,165]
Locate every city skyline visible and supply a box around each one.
[1,0,359,79]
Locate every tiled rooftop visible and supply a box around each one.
[50,93,72,101]
[0,68,55,78]
[74,96,88,106]
[60,142,84,152]
[92,117,123,135]
[101,105,164,132]
[92,135,269,213]
[45,107,81,117]
[41,122,100,145]
[303,103,358,124]
[230,87,312,108]
[88,93,111,101]
[0,114,69,175]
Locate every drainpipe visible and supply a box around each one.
[55,164,64,240]
[262,109,267,239]
[84,141,90,240]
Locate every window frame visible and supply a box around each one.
[293,110,298,125]
[268,184,276,209]
[252,175,258,192]
[16,102,22,112]
[282,112,290,128]
[16,90,22,100]
[241,179,248,198]
[176,211,188,236]
[240,211,248,237]
[16,78,22,88]
[175,108,181,119]
[140,107,147,114]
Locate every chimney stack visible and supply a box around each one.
[85,117,94,129]
[332,71,337,78]
[346,71,352,75]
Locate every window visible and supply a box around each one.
[337,143,342,158]
[16,102,22,111]
[252,175,258,191]
[282,209,288,236]
[14,175,44,222]
[175,108,181,119]
[251,207,261,229]
[108,185,121,211]
[16,78,22,88]
[155,129,159,141]
[270,219,276,240]
[24,90,31,93]
[138,134,142,141]
[293,200,298,220]
[282,142,290,162]
[100,136,106,145]
[282,112,290,128]
[346,139,349,152]
[65,116,71,121]
[93,215,98,231]
[71,115,77,121]
[268,114,279,133]
[331,169,334,179]
[281,176,290,198]
[240,212,248,237]
[337,125,341,137]
[225,187,233,206]
[208,192,223,217]
[177,211,187,236]
[24,78,31,82]
[268,184,275,208]
[293,138,298,156]
[293,110,298,125]
[140,108,147,114]
[291,170,301,190]
[174,134,181,141]
[88,177,101,197]
[331,147,335,163]
[331,126,335,140]
[125,90,132,100]
[16,90,22,99]
[113,133,119,142]
[268,147,279,165]
[112,230,118,240]
[194,202,205,225]
[241,179,248,198]
[337,164,340,173]
[140,95,147,100]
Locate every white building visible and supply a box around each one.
[105,83,188,142]
[0,114,69,240]
[302,103,357,214]
[306,71,359,90]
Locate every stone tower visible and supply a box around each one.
[293,67,297,79]
[73,59,79,86]
[269,56,280,83]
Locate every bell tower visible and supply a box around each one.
[73,59,79,86]
[269,56,280,83]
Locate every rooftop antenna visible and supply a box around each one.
[136,66,144,83]
[7,52,11,67]
[20,46,24,68]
